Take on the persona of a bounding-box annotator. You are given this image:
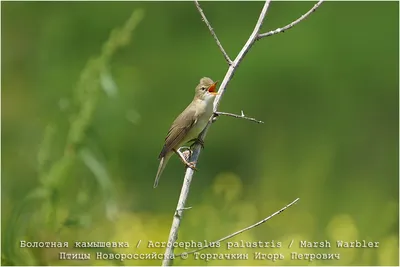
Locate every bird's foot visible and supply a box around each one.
[178,147,192,161]
[174,148,197,171]
[184,161,198,171]
[189,137,205,150]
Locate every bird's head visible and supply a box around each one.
[194,77,219,102]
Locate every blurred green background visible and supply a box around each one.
[1,1,399,266]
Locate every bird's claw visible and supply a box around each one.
[189,138,205,150]
[185,161,198,171]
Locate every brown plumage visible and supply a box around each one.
[154,77,218,188]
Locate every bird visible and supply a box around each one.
[153,77,219,188]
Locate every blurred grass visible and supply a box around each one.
[2,9,144,265]
[1,1,399,266]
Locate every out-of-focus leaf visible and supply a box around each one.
[100,69,119,98]
[79,148,119,221]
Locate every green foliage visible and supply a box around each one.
[2,8,144,265]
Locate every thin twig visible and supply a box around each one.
[215,111,264,124]
[258,0,324,39]
[194,0,232,65]
[176,198,300,257]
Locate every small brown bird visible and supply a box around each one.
[154,77,219,188]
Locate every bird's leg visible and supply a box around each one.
[188,137,205,150]
[173,149,198,171]
[177,146,191,154]
[178,146,192,161]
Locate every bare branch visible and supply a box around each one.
[162,0,322,264]
[214,111,264,124]
[258,0,324,39]
[178,206,192,211]
[162,2,271,265]
[194,0,232,65]
[176,198,300,257]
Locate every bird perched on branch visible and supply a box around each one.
[154,77,219,188]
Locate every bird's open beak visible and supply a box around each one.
[208,81,219,95]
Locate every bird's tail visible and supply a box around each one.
[154,155,170,188]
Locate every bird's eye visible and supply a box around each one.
[201,86,206,91]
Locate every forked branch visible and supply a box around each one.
[258,0,324,39]
[214,111,264,124]
[162,1,323,265]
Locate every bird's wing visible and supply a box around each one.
[158,107,197,159]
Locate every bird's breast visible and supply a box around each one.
[187,100,213,140]
[196,101,214,125]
